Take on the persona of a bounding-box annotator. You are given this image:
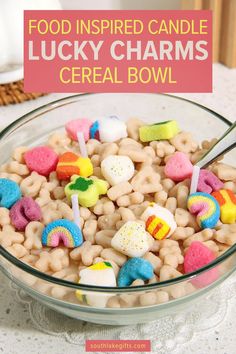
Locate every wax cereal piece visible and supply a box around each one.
[24,146,59,177]
[111,221,153,257]
[65,118,92,141]
[101,155,134,186]
[65,175,108,208]
[184,241,218,288]
[9,197,41,231]
[90,121,100,140]
[56,152,93,180]
[212,189,236,224]
[141,203,177,240]
[97,116,127,143]
[197,169,224,194]
[0,178,22,209]
[164,152,193,182]
[42,219,83,248]
[131,166,162,194]
[118,258,154,287]
[0,208,10,226]
[187,192,220,229]
[76,261,116,307]
[139,120,179,142]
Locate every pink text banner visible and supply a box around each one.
[24,10,212,93]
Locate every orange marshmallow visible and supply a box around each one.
[56,152,93,180]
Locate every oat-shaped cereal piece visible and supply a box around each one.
[131,166,162,194]
[70,240,103,266]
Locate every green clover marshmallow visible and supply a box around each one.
[65,175,108,207]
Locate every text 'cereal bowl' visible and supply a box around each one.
[0,93,235,326]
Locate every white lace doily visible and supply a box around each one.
[9,274,236,354]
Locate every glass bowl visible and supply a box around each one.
[0,93,235,325]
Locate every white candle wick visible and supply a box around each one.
[190,166,201,194]
[71,194,81,228]
[77,131,88,158]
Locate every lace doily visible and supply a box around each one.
[9,274,236,354]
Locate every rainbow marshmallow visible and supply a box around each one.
[187,192,220,229]
[42,219,83,248]
[212,189,236,224]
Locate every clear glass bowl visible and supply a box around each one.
[0,93,235,325]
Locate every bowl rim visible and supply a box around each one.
[0,92,235,294]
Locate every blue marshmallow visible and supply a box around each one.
[90,121,100,139]
[118,257,154,287]
[0,178,22,209]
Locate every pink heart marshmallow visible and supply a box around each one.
[65,119,92,141]
[164,152,193,182]
[184,241,219,288]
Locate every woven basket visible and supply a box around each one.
[0,80,45,106]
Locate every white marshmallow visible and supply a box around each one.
[141,203,177,239]
[111,221,154,257]
[98,116,127,143]
[76,262,116,308]
[101,155,135,186]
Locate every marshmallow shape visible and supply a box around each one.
[212,189,236,224]
[42,219,83,248]
[141,203,177,240]
[187,192,220,229]
[164,152,193,182]
[96,116,127,143]
[197,169,224,194]
[101,155,135,186]
[65,118,92,141]
[56,152,93,180]
[10,197,41,231]
[65,175,108,208]
[0,178,22,209]
[76,261,116,307]
[111,221,154,257]
[184,241,218,288]
[118,257,154,287]
[24,146,59,177]
[139,120,179,142]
